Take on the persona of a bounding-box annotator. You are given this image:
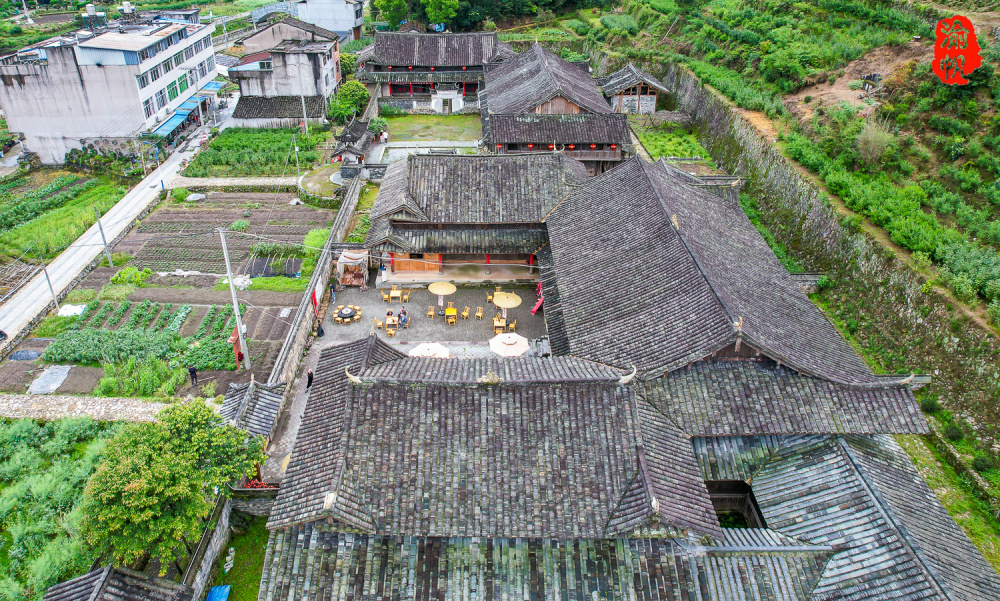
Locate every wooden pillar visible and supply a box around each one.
[438,254,443,275]
[485,253,491,275]
[409,82,413,95]
[528,253,534,275]
[389,252,395,274]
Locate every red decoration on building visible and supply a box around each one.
[933,15,982,85]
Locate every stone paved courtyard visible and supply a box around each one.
[325,284,548,344]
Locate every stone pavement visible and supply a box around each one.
[165,175,299,189]
[0,393,166,422]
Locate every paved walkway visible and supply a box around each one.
[0,393,166,422]
[166,175,299,189]
[0,135,202,343]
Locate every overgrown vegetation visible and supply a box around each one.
[0,417,115,601]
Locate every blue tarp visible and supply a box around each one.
[200,80,226,93]
[206,585,230,601]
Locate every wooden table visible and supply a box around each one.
[389,289,402,302]
[493,317,506,334]
[386,316,399,328]
[446,307,458,324]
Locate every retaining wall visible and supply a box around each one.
[183,497,231,601]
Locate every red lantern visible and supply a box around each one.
[430,66,435,71]
[611,144,617,150]
[408,65,412,70]
[497,144,503,149]
[590,144,596,149]
[527,144,533,149]
[568,144,575,150]
[462,66,467,71]
[548,144,554,150]
[388,65,392,70]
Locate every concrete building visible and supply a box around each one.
[0,9,218,164]
[250,0,363,41]
[230,17,340,128]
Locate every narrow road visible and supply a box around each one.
[0,139,199,344]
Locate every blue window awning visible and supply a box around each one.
[151,107,193,137]
[200,80,226,93]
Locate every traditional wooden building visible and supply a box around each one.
[44,565,193,601]
[481,44,634,173]
[363,153,588,280]
[485,112,634,174]
[597,62,669,114]
[356,31,513,114]
[330,116,373,164]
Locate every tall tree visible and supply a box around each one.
[422,0,459,24]
[375,0,408,28]
[79,401,264,573]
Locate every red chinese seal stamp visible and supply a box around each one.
[933,15,982,85]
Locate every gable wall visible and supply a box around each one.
[535,95,580,114]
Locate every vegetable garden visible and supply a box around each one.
[182,128,327,177]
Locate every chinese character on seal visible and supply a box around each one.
[933,15,982,85]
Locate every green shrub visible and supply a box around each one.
[944,423,964,442]
[848,80,864,90]
[98,252,133,268]
[229,219,250,233]
[856,118,895,164]
[97,356,187,398]
[41,417,100,456]
[973,453,994,472]
[919,396,941,413]
[172,188,190,202]
[97,284,135,302]
[182,339,237,371]
[560,47,588,62]
[564,18,591,35]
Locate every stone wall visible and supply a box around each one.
[230,488,279,516]
[0,393,165,422]
[184,497,231,601]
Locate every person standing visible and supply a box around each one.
[188,365,198,386]
[307,369,314,389]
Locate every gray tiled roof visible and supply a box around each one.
[358,355,622,382]
[257,524,833,601]
[364,31,511,66]
[221,379,287,438]
[486,112,633,145]
[544,157,885,385]
[332,117,373,157]
[43,567,193,601]
[597,62,670,96]
[700,435,1000,601]
[267,336,406,529]
[364,154,589,253]
[643,360,927,435]
[269,336,720,538]
[483,44,612,114]
[232,95,326,119]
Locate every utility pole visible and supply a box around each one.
[94,207,114,267]
[292,134,300,178]
[42,266,58,312]
[222,17,229,49]
[21,0,32,25]
[218,229,251,370]
[298,59,308,135]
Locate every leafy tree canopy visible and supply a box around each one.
[422,0,459,24]
[79,400,264,573]
[375,0,407,28]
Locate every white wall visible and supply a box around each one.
[296,0,362,38]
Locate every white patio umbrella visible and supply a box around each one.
[489,332,530,357]
[409,342,451,358]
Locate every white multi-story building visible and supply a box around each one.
[0,8,218,164]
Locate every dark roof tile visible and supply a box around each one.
[232,95,326,119]
[597,62,670,96]
[365,31,510,67]
[486,112,633,145]
[483,44,611,114]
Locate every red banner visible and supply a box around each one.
[933,15,982,85]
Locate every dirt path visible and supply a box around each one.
[166,175,298,189]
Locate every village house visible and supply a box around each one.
[256,158,1000,600]
[43,565,192,601]
[363,153,589,281]
[480,43,629,174]
[330,116,373,164]
[356,31,514,114]
[0,7,218,164]
[229,17,340,128]
[251,0,364,41]
[597,61,670,114]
